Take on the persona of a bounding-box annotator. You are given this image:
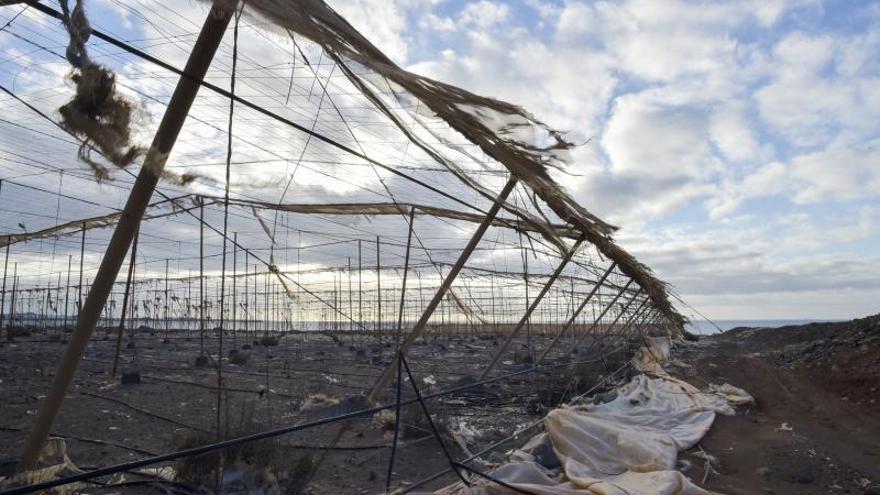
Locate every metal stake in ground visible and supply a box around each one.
[232,232,237,349]
[76,222,85,315]
[366,177,518,404]
[0,241,9,337]
[385,350,404,492]
[111,228,138,377]
[9,264,17,330]
[480,236,584,380]
[17,4,234,471]
[577,288,643,358]
[63,254,71,329]
[199,197,205,359]
[399,353,470,486]
[564,278,635,356]
[395,208,416,349]
[376,235,382,347]
[534,262,617,365]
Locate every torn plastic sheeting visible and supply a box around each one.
[0,438,85,495]
[706,384,754,408]
[436,340,747,494]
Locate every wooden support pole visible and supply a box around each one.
[579,288,643,355]
[617,298,649,335]
[111,229,138,377]
[232,232,237,349]
[563,278,634,356]
[164,258,170,339]
[366,177,518,404]
[9,264,17,329]
[347,257,353,335]
[637,311,661,337]
[607,288,643,332]
[1,241,9,336]
[535,262,617,365]
[77,223,85,315]
[376,235,381,345]
[63,255,71,329]
[17,4,233,471]
[480,237,585,379]
[243,253,248,336]
[199,198,205,357]
[395,208,416,348]
[523,245,529,347]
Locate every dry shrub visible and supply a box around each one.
[7,327,30,338]
[228,351,249,365]
[174,401,318,494]
[371,403,434,440]
[512,348,534,365]
[299,393,338,411]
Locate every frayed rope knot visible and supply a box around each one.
[57,0,144,180]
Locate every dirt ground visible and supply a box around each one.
[672,314,880,495]
[2,316,877,494]
[0,327,633,494]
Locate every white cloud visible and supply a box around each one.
[709,102,769,163]
[789,144,880,203]
[328,0,414,62]
[602,96,719,179]
[707,161,788,217]
[458,1,510,30]
[755,30,880,147]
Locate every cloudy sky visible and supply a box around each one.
[325,0,879,320]
[1,0,878,322]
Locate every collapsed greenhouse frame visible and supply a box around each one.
[0,0,686,493]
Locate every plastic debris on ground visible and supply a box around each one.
[434,337,752,495]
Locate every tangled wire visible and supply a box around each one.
[57,0,144,180]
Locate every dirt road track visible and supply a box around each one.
[676,320,880,495]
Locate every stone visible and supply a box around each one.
[531,439,560,470]
[121,370,141,385]
[792,472,815,484]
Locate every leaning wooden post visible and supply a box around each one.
[579,288,643,355]
[18,4,233,471]
[366,177,518,404]
[376,235,382,346]
[563,278,634,355]
[199,197,205,357]
[232,231,237,350]
[357,239,363,339]
[1,241,9,336]
[111,228,138,377]
[63,255,71,329]
[605,288,643,335]
[76,223,85,315]
[616,298,649,336]
[394,208,416,348]
[479,236,585,379]
[535,262,617,364]
[9,264,17,329]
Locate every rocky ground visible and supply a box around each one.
[0,327,633,494]
[672,314,880,495]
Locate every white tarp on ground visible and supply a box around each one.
[435,338,753,495]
